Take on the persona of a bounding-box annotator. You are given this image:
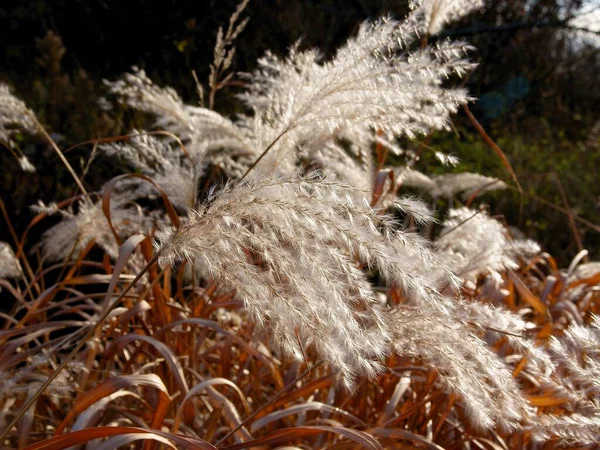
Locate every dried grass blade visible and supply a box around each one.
[525,394,572,407]
[103,334,189,395]
[204,402,225,442]
[569,271,600,288]
[250,402,367,432]
[507,269,549,316]
[174,377,250,432]
[76,233,145,395]
[146,391,172,450]
[140,237,170,326]
[102,173,181,234]
[161,318,281,384]
[378,375,411,426]
[221,426,381,450]
[367,428,445,450]
[93,433,177,450]
[0,239,160,443]
[205,385,254,443]
[71,391,137,431]
[54,374,169,435]
[259,375,334,419]
[21,426,217,450]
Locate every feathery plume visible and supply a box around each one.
[106,68,258,179]
[38,197,157,261]
[17,155,35,173]
[568,261,600,283]
[238,18,475,178]
[398,171,507,202]
[390,305,533,431]
[156,175,457,388]
[109,10,476,190]
[0,242,22,279]
[208,0,250,108]
[436,207,522,279]
[100,132,197,208]
[431,173,506,200]
[0,84,37,172]
[529,317,600,444]
[0,84,36,147]
[411,0,485,36]
[156,174,534,430]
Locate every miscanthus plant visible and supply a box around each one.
[2,1,600,448]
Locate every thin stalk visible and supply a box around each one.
[554,174,588,262]
[504,184,600,234]
[239,129,288,181]
[214,361,322,446]
[29,114,88,197]
[462,104,524,222]
[0,198,39,298]
[0,251,162,442]
[462,105,522,192]
[437,208,483,239]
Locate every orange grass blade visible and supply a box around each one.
[205,385,254,443]
[140,237,171,326]
[368,428,446,450]
[173,377,250,432]
[507,269,549,317]
[568,271,600,289]
[462,105,521,192]
[526,394,572,407]
[250,402,367,432]
[54,374,169,435]
[220,426,382,450]
[104,334,189,394]
[102,173,181,243]
[203,402,225,442]
[0,242,162,443]
[257,375,334,419]
[159,317,283,386]
[371,170,394,207]
[146,391,172,450]
[92,433,177,450]
[214,362,322,446]
[21,426,217,450]
[75,234,145,395]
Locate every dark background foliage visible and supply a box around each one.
[1,0,599,265]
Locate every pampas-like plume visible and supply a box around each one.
[533,413,600,446]
[0,85,36,146]
[238,16,474,178]
[390,305,533,431]
[436,207,539,280]
[38,197,156,261]
[0,242,22,279]
[529,316,600,444]
[0,84,36,172]
[429,173,507,200]
[11,5,600,444]
[106,68,258,179]
[400,171,507,200]
[100,132,197,208]
[109,10,475,189]
[411,0,485,36]
[156,175,545,430]
[156,175,460,387]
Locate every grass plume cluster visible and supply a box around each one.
[1,1,600,448]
